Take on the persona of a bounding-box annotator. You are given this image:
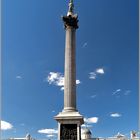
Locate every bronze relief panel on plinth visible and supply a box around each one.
[60,124,77,140]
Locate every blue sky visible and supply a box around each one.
[2,0,139,139]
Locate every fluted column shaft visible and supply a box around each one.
[64,26,77,111]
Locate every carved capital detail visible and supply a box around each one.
[62,14,79,29]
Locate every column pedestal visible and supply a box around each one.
[55,111,84,140]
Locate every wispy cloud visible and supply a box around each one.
[38,128,58,134]
[91,95,97,99]
[84,117,99,124]
[89,68,104,80]
[46,72,81,90]
[112,89,121,95]
[81,124,92,128]
[13,128,17,133]
[52,110,55,113]
[112,89,131,97]
[124,90,131,95]
[16,75,22,79]
[89,72,97,79]
[46,134,55,138]
[20,123,25,126]
[81,117,99,128]
[1,120,13,130]
[110,113,122,118]
[82,42,88,48]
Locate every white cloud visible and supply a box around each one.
[89,72,97,79]
[60,87,64,91]
[112,89,121,95]
[47,72,81,90]
[84,117,98,124]
[1,120,13,130]
[96,68,104,74]
[38,129,58,134]
[56,77,64,86]
[47,72,64,90]
[89,68,105,80]
[110,113,122,118]
[16,76,22,79]
[47,72,63,85]
[76,80,81,84]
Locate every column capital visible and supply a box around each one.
[62,14,79,29]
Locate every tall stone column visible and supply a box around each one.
[54,1,84,140]
[63,14,78,112]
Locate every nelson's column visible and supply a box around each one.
[54,0,84,140]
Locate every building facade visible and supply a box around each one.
[81,128,140,140]
[9,134,35,140]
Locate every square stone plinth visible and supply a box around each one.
[54,111,84,140]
